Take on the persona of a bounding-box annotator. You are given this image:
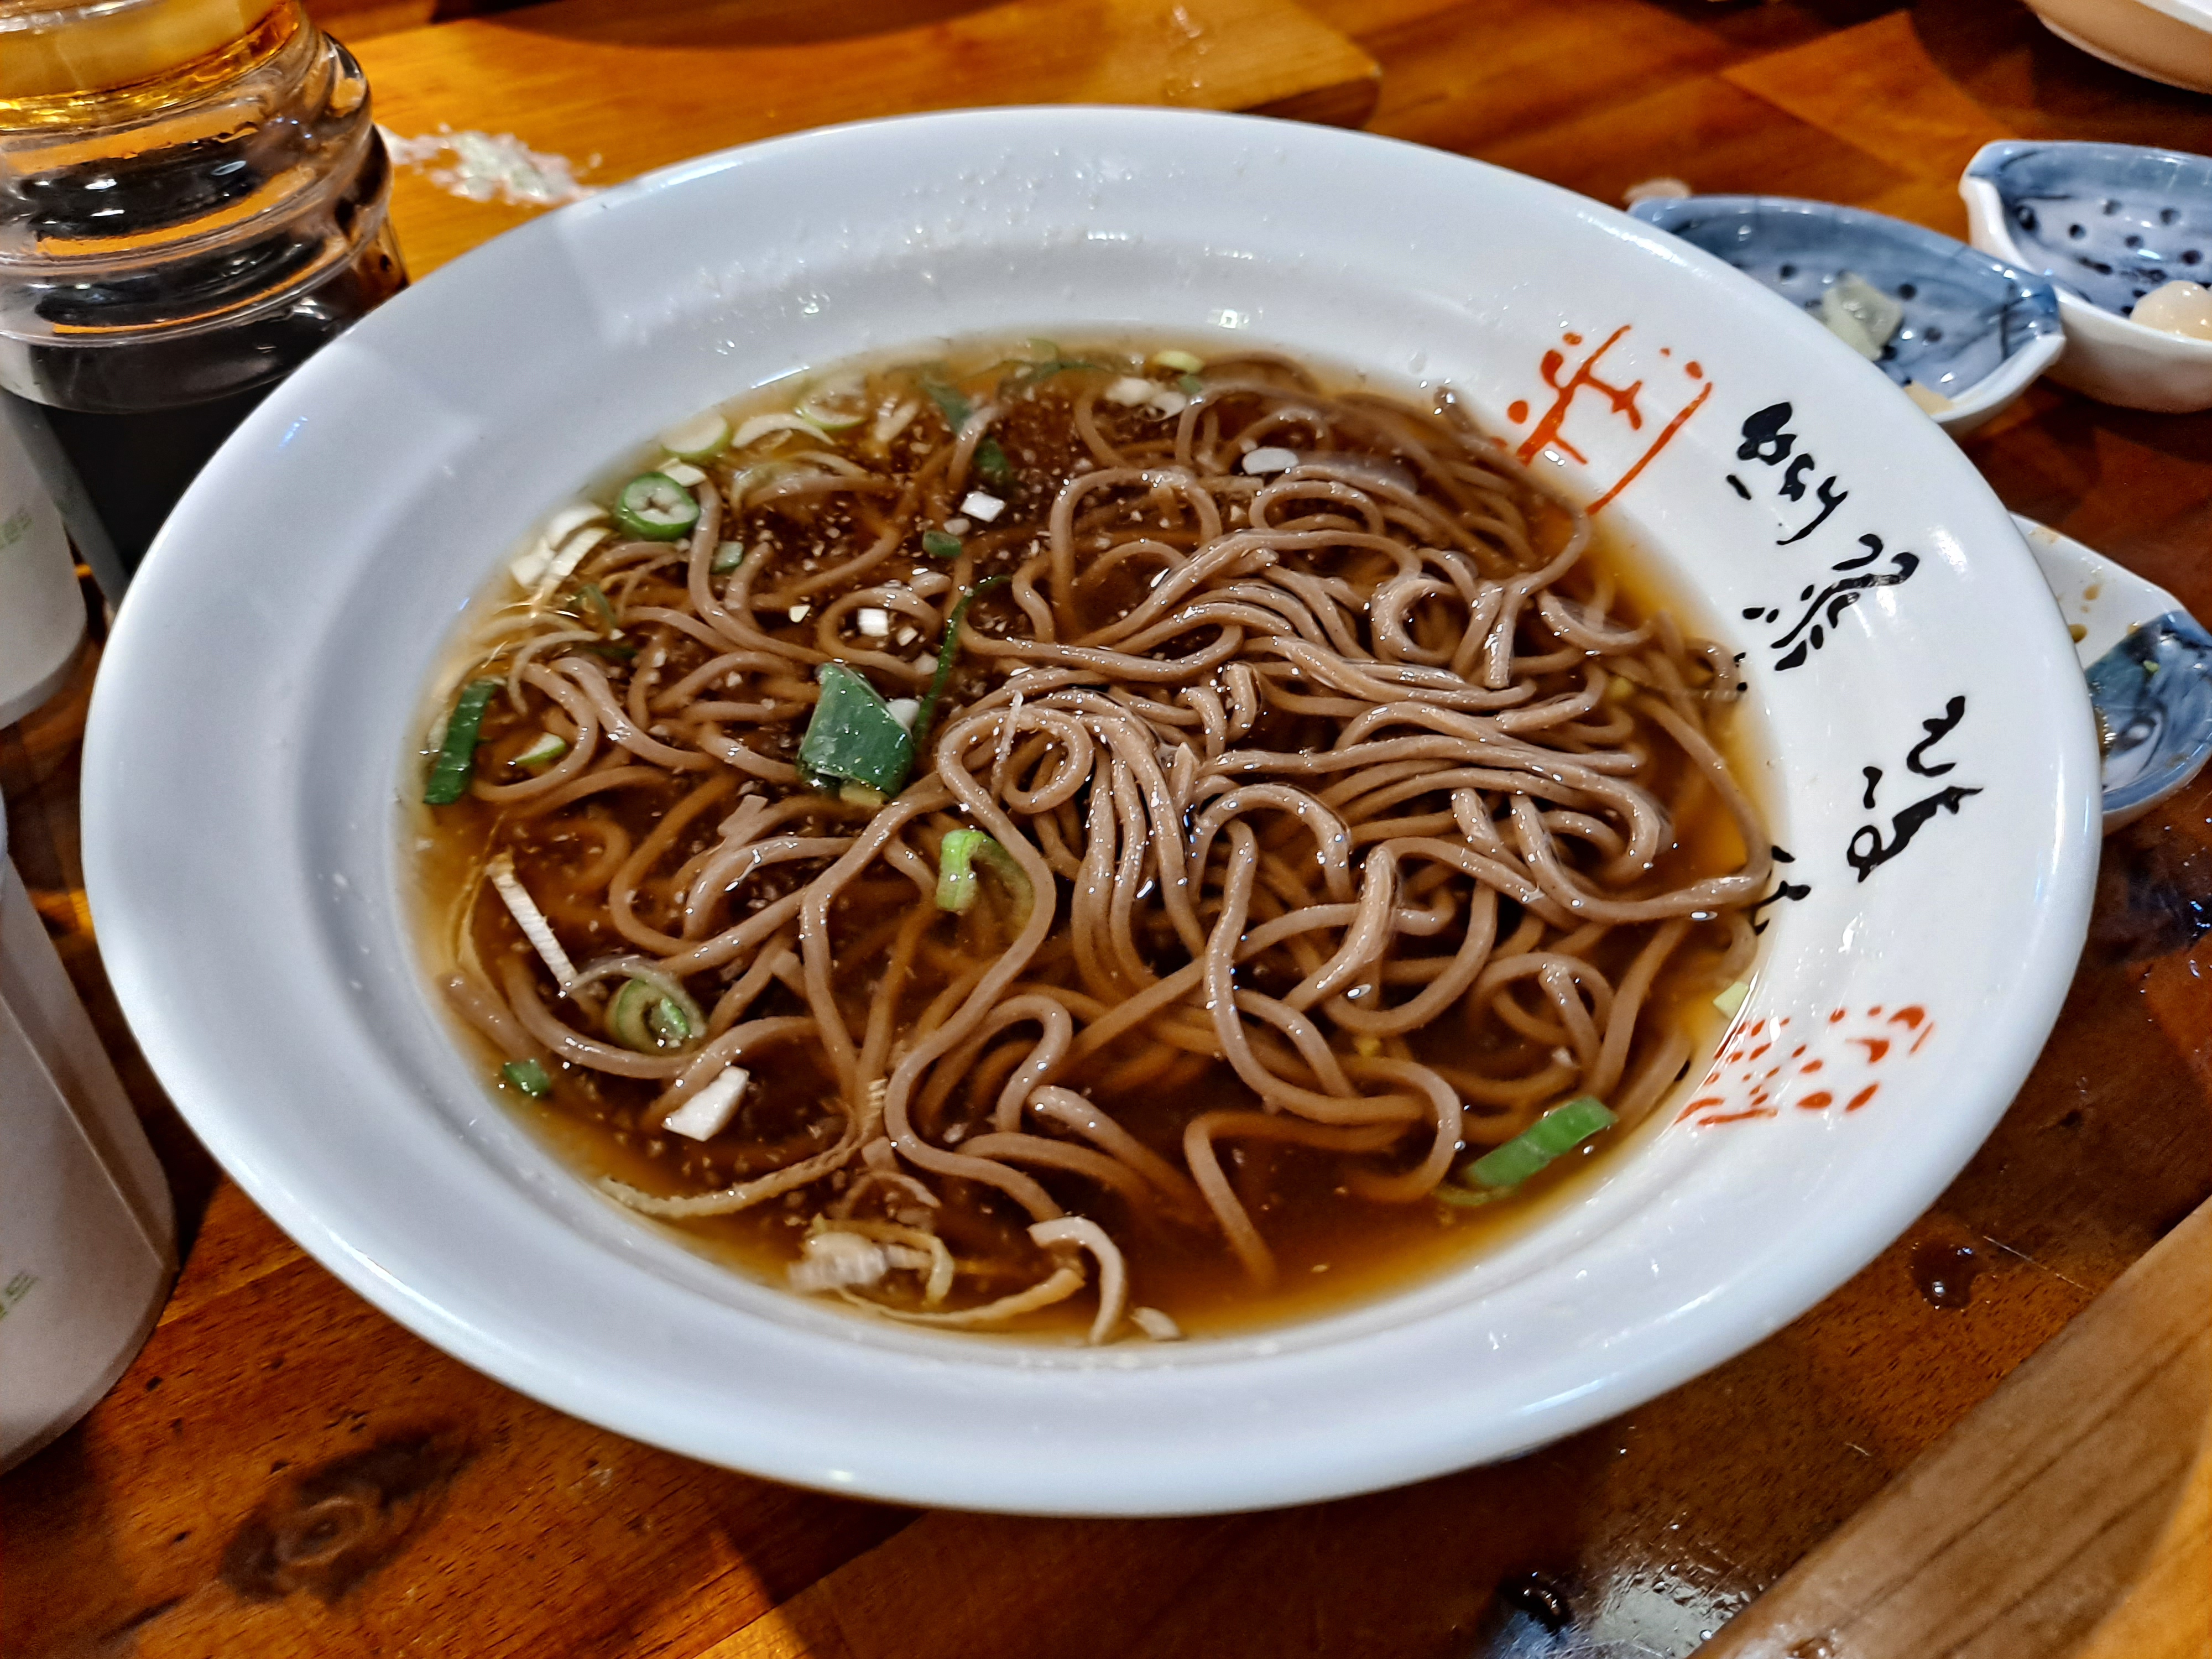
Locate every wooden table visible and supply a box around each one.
[6,3,2210,1655]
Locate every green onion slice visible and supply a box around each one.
[975,436,1014,486]
[922,380,972,430]
[1456,1095,1617,1197]
[576,581,619,635]
[658,410,729,460]
[1018,355,1107,385]
[920,529,963,559]
[648,995,693,1045]
[936,828,1036,927]
[514,731,568,771]
[909,576,1006,760]
[711,540,747,575]
[1152,348,1204,374]
[799,662,916,799]
[795,374,869,431]
[613,472,702,541]
[425,679,500,805]
[1178,373,1203,397]
[502,1057,553,1098]
[607,975,706,1053]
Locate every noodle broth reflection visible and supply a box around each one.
[413,341,1765,1343]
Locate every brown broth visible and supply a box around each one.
[410,341,1763,1342]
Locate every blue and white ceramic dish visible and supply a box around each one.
[1963,142,2212,413]
[1629,195,2065,438]
[2015,515,2212,828]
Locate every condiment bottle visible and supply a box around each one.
[0,0,406,589]
[0,805,178,1470]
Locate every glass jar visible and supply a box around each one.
[0,0,405,586]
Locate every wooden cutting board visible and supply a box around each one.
[1698,1196,2212,1659]
[353,0,1380,275]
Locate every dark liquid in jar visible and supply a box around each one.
[4,225,405,568]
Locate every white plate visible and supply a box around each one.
[83,108,2100,1516]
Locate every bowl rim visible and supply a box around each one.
[82,105,2103,1514]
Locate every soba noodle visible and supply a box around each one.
[415,342,1765,1342]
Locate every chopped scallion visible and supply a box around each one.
[1712,980,1751,1018]
[613,472,702,541]
[936,828,1036,926]
[1018,356,1106,385]
[576,581,619,634]
[795,374,868,431]
[583,641,638,662]
[606,975,705,1054]
[1152,348,1204,374]
[923,380,972,429]
[648,995,693,1045]
[909,576,1006,760]
[799,662,917,799]
[514,732,568,771]
[1178,373,1203,397]
[502,1058,552,1098]
[425,679,500,805]
[711,540,747,575]
[921,529,963,559]
[658,411,730,460]
[1454,1095,1617,1198]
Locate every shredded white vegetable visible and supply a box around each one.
[533,523,611,599]
[790,1232,889,1292]
[960,491,1005,522]
[1241,446,1298,475]
[662,1065,749,1140]
[855,607,891,637]
[486,854,578,989]
[659,460,706,488]
[885,697,921,733]
[1130,1306,1183,1342]
[510,503,607,587]
[1712,979,1750,1018]
[1104,375,1156,406]
[1028,1216,1126,1346]
[732,411,830,449]
[871,398,920,445]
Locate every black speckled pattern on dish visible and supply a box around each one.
[1627,196,2060,395]
[1975,142,2212,319]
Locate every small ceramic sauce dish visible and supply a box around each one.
[2015,514,2212,828]
[1629,195,2064,439]
[1962,141,2212,413]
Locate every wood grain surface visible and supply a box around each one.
[6,3,2211,1657]
[1699,1198,2212,1659]
[354,0,1380,275]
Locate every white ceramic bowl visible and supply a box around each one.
[2022,0,2212,92]
[84,109,2100,1516]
